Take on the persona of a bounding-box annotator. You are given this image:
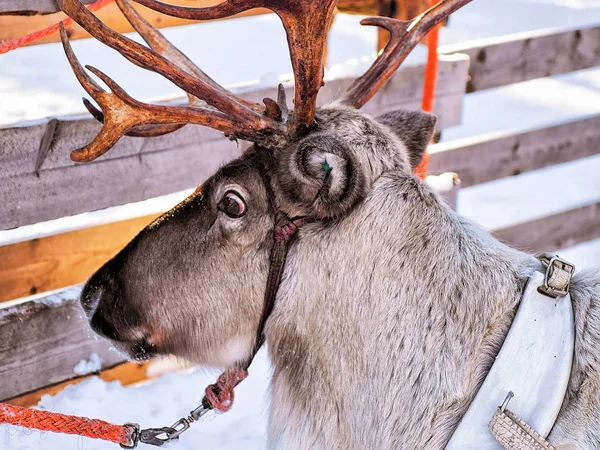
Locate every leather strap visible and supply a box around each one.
[200,215,309,412]
[446,255,575,449]
[252,217,310,356]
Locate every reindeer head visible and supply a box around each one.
[59,0,469,367]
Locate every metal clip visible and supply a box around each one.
[536,253,575,298]
[167,417,191,440]
[500,391,514,412]
[134,403,212,446]
[190,404,211,421]
[139,426,177,447]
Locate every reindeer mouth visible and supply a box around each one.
[112,336,157,362]
[127,337,157,361]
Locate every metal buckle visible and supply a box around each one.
[133,403,212,447]
[536,253,575,299]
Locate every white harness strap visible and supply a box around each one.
[446,255,575,449]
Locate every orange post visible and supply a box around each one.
[414,0,441,179]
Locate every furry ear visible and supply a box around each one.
[377,110,437,169]
[273,133,367,220]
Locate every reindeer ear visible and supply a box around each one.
[273,133,367,220]
[377,110,437,169]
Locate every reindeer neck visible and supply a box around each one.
[265,170,536,450]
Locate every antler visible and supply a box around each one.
[58,0,288,161]
[340,0,472,108]
[59,0,470,162]
[131,0,338,134]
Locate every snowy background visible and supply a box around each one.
[2,0,600,448]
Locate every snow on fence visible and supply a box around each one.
[1,22,600,406]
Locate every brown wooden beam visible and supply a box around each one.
[0,214,159,303]
[0,1,269,47]
[1,0,436,47]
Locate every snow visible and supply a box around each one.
[73,353,103,376]
[2,350,272,450]
[1,0,600,448]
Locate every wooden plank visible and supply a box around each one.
[5,361,150,407]
[0,213,159,303]
[1,0,95,15]
[429,114,600,187]
[0,1,269,47]
[494,201,600,253]
[0,55,468,229]
[0,0,380,15]
[0,0,427,47]
[439,24,600,92]
[0,286,130,401]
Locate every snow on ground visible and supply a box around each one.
[73,353,103,377]
[2,350,272,450]
[1,0,600,448]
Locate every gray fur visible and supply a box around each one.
[80,104,600,449]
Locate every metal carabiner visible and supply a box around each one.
[138,426,178,447]
[124,402,212,447]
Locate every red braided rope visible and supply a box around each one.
[0,0,115,55]
[205,368,249,412]
[0,403,133,446]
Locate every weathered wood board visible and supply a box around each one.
[0,55,468,229]
[0,0,427,47]
[0,286,127,401]
[5,361,151,407]
[429,114,600,187]
[494,201,600,253]
[1,0,95,15]
[439,24,600,92]
[0,1,267,47]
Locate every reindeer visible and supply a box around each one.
[56,0,600,448]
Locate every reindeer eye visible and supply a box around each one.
[218,191,246,218]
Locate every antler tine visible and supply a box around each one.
[340,0,472,108]
[60,24,243,162]
[58,0,285,144]
[117,0,259,111]
[133,0,264,20]
[83,98,186,137]
[133,0,337,136]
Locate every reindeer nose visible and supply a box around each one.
[80,263,125,341]
[80,277,104,316]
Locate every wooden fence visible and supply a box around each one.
[1,17,599,406]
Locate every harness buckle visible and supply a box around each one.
[536,253,575,299]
